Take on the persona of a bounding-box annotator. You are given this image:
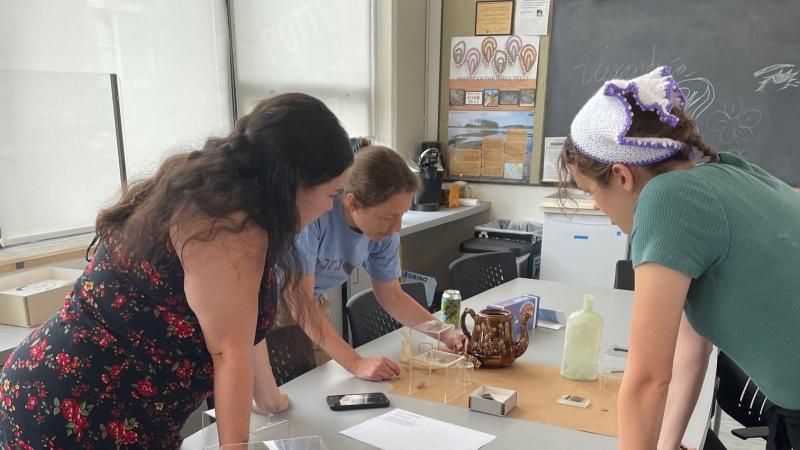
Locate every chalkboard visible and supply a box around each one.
[544,0,800,185]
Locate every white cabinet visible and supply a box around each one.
[539,194,628,288]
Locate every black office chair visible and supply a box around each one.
[614,259,635,291]
[713,351,771,442]
[266,324,317,386]
[207,324,316,410]
[613,260,769,447]
[346,281,428,348]
[449,251,518,300]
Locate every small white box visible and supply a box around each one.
[0,267,82,327]
[468,385,518,416]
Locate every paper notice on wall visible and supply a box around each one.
[449,146,482,177]
[514,0,552,36]
[542,137,565,182]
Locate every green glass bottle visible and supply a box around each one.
[560,294,603,381]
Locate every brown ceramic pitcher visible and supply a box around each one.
[460,307,532,368]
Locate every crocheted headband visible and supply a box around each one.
[570,66,688,165]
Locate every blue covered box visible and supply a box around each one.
[487,294,540,339]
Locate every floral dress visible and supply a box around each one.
[0,235,274,449]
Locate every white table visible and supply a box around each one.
[183,278,716,449]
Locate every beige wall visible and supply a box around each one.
[394,0,429,160]
[375,0,430,162]
[469,183,556,222]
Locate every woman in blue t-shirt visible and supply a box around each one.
[270,145,466,384]
[559,67,800,450]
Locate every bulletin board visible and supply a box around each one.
[439,0,552,185]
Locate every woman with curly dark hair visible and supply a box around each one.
[0,93,353,449]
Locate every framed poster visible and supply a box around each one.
[475,1,514,36]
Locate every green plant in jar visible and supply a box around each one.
[441,290,462,326]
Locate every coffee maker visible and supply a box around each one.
[412,142,444,211]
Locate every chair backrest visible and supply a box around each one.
[346,281,427,348]
[266,325,317,386]
[716,351,773,429]
[208,324,317,409]
[614,259,635,291]
[449,251,518,300]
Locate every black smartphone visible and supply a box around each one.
[326,392,390,411]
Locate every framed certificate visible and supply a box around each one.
[475,0,514,36]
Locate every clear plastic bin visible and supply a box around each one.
[201,409,288,448]
[400,320,467,404]
[215,436,327,450]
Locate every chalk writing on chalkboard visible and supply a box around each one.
[754,64,800,93]
[678,78,715,120]
[571,45,695,87]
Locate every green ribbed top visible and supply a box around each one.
[632,153,800,409]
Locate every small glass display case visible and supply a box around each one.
[402,319,466,404]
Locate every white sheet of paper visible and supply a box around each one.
[542,137,565,182]
[340,408,496,450]
[514,0,552,36]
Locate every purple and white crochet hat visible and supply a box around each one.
[570,66,688,165]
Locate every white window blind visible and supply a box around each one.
[231,0,374,137]
[0,70,122,245]
[0,0,232,246]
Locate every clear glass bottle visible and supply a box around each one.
[560,294,604,381]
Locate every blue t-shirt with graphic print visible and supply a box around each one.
[296,199,401,297]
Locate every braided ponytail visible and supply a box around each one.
[671,106,719,163]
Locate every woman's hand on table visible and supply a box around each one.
[252,392,289,415]
[350,356,401,381]
[442,328,468,353]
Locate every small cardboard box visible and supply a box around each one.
[468,385,518,416]
[488,293,540,339]
[0,267,82,327]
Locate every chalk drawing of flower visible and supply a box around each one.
[706,98,762,144]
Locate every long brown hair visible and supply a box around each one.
[93,93,353,320]
[345,145,420,208]
[558,93,718,199]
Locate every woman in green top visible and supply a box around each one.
[559,66,800,450]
